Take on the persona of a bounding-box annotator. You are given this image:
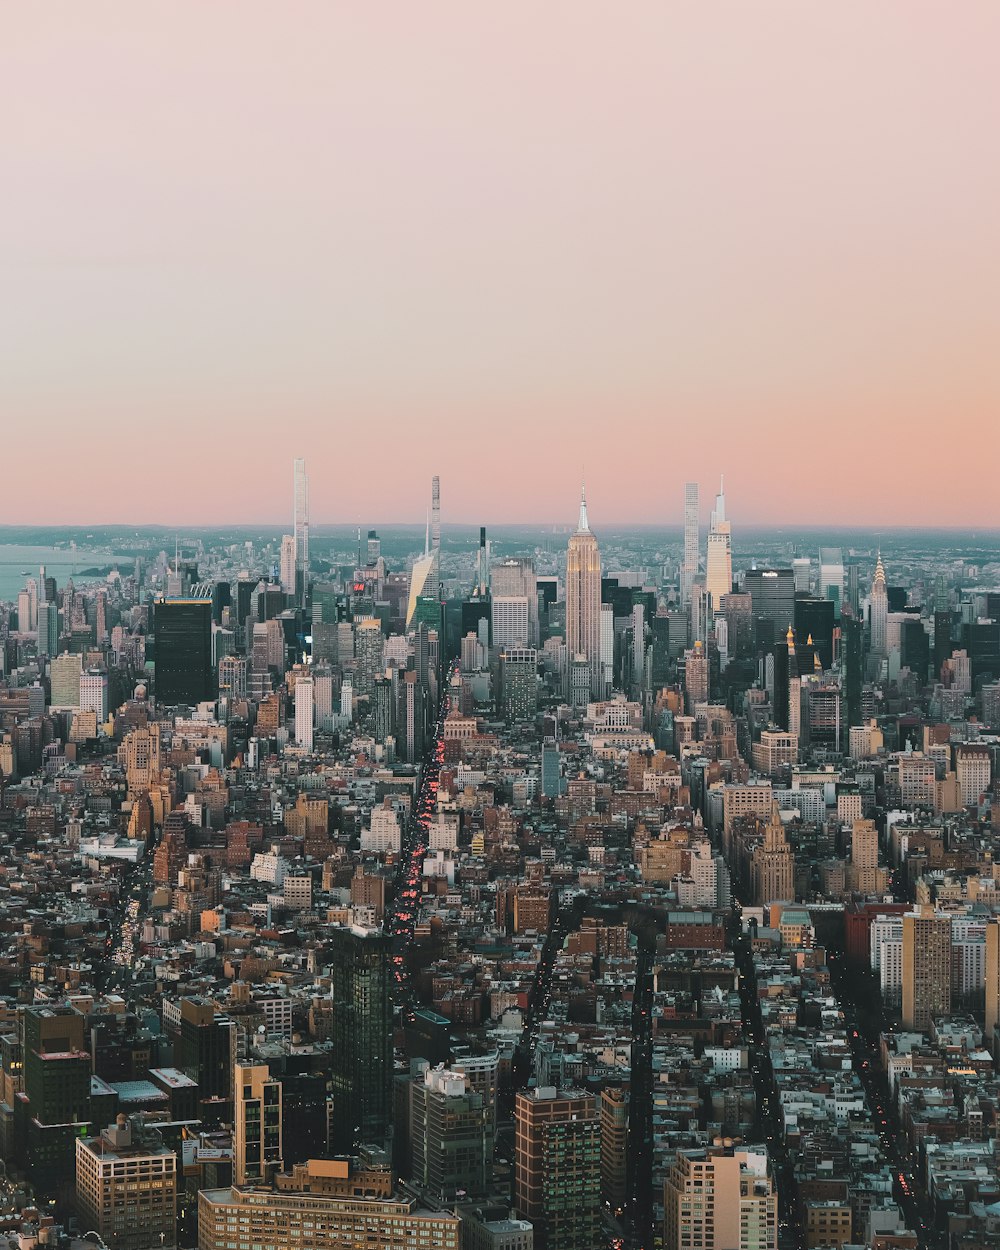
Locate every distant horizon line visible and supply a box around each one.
[1,521,999,534]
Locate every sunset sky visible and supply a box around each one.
[2,3,999,528]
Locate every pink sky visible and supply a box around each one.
[2,3,999,527]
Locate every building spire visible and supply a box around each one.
[578,484,590,533]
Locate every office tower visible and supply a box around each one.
[491,557,538,645]
[492,596,530,649]
[122,725,161,795]
[476,526,490,596]
[792,556,811,594]
[599,602,614,695]
[794,597,835,671]
[198,1159,461,1250]
[514,1087,601,1250]
[50,652,82,707]
[154,598,215,705]
[95,588,109,643]
[218,654,248,699]
[682,482,699,607]
[704,476,732,615]
[431,474,441,557]
[499,648,538,723]
[367,529,382,562]
[373,675,395,743]
[631,601,646,695]
[541,739,565,798]
[600,1087,628,1211]
[177,998,234,1126]
[902,909,951,1031]
[294,674,314,751]
[566,487,602,698]
[355,618,385,696]
[683,641,708,713]
[233,1062,283,1186]
[280,534,296,595]
[293,457,309,590]
[870,553,888,656]
[986,921,1000,1042]
[37,599,59,658]
[407,549,439,631]
[20,1005,91,1191]
[956,744,991,807]
[408,1066,492,1203]
[664,1146,778,1250]
[751,803,795,905]
[76,1117,177,1250]
[80,667,109,720]
[744,568,796,638]
[818,547,844,616]
[328,925,392,1153]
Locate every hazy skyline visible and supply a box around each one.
[3,3,999,527]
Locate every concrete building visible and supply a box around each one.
[76,1115,177,1250]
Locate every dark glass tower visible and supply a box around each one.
[328,925,392,1152]
[154,598,215,705]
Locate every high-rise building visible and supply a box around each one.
[704,477,732,615]
[751,803,795,905]
[664,1145,778,1250]
[37,599,59,658]
[80,667,109,720]
[408,1065,492,1203]
[870,553,888,656]
[818,547,844,617]
[355,618,385,696]
[566,488,602,699]
[280,534,296,595]
[233,1062,283,1186]
[177,998,234,1127]
[956,744,991,808]
[902,908,951,1031]
[514,1087,601,1250]
[682,482,699,608]
[985,920,1000,1043]
[492,596,530,650]
[154,599,215,705]
[600,1087,628,1211]
[20,1004,91,1191]
[744,568,796,639]
[683,642,708,713]
[294,673,314,751]
[76,1116,177,1250]
[50,652,82,708]
[491,558,538,645]
[293,457,309,599]
[328,925,392,1153]
[498,648,538,723]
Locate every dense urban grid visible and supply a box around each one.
[0,463,999,1250]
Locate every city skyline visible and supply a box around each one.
[4,3,1000,527]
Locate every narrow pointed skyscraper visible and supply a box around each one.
[293,457,309,605]
[705,475,732,617]
[566,486,602,699]
[870,551,888,656]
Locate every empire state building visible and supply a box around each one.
[566,486,602,698]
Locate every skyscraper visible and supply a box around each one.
[751,803,795,905]
[408,1065,492,1203]
[328,924,392,1153]
[514,1087,601,1250]
[704,476,732,615]
[870,552,888,656]
[902,908,951,1031]
[294,673,314,751]
[233,1062,283,1186]
[279,534,296,595]
[565,487,602,698]
[293,457,309,601]
[682,482,699,607]
[154,599,215,706]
